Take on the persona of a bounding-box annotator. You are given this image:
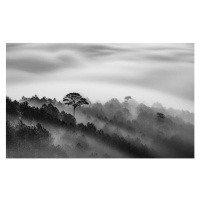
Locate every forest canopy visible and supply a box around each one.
[6,94,194,158]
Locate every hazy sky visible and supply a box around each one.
[6,43,194,112]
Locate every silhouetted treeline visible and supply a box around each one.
[6,95,194,158]
[19,95,194,125]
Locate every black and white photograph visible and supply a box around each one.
[6,43,194,158]
[1,1,199,200]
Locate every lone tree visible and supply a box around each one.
[63,93,89,117]
[124,96,132,102]
[156,112,165,122]
[124,96,132,109]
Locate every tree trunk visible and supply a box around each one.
[73,106,75,117]
[73,106,76,134]
[19,112,22,123]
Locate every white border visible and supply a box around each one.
[1,1,199,200]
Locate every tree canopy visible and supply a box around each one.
[63,93,89,117]
[125,96,132,101]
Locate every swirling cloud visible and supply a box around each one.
[6,43,194,107]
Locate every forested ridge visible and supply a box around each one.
[6,95,194,158]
